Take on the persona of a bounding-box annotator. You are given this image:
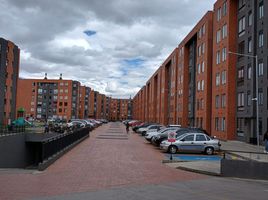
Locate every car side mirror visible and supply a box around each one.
[181,139,185,142]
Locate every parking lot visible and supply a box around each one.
[0,122,268,200]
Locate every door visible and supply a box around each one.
[177,134,196,152]
[193,134,208,152]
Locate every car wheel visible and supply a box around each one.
[168,145,177,154]
[205,147,214,155]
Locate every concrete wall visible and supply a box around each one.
[221,159,268,180]
[0,134,33,168]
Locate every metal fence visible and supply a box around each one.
[38,127,90,164]
[0,125,26,136]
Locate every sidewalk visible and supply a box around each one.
[165,140,268,176]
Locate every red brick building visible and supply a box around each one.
[133,1,240,140]
[212,0,237,140]
[16,78,81,121]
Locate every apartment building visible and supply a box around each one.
[133,0,268,142]
[79,86,91,119]
[0,38,20,125]
[177,12,214,134]
[109,98,119,121]
[235,0,268,143]
[16,77,80,121]
[133,12,214,134]
[211,0,238,140]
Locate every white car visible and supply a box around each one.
[160,133,221,155]
[137,124,163,136]
[145,127,180,141]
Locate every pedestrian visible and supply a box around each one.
[126,122,129,134]
[44,122,49,133]
[263,131,268,153]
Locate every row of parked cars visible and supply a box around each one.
[47,118,108,133]
[127,120,221,155]
[67,119,108,131]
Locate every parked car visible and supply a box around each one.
[133,123,156,132]
[152,127,206,146]
[137,124,163,136]
[160,133,221,155]
[129,120,142,127]
[145,127,180,142]
[67,121,86,130]
[167,124,181,128]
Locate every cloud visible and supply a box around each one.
[0,0,214,98]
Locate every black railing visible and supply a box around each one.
[40,127,90,163]
[0,125,26,136]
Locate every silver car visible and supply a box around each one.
[160,133,221,155]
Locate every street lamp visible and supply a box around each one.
[228,51,259,151]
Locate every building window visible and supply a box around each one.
[202,24,206,35]
[238,41,245,56]
[215,117,219,131]
[221,94,226,108]
[258,31,264,47]
[222,47,227,62]
[200,61,204,73]
[216,29,221,43]
[221,117,226,131]
[258,89,263,105]
[198,45,202,57]
[222,24,227,39]
[216,51,221,64]
[197,63,201,74]
[221,70,226,85]
[248,11,253,26]
[201,80,204,91]
[222,1,227,16]
[202,43,205,54]
[238,92,245,110]
[217,7,222,21]
[216,73,220,86]
[215,95,220,108]
[248,37,252,53]
[238,67,244,80]
[197,81,201,91]
[238,16,246,37]
[258,61,263,76]
[247,65,252,79]
[247,91,251,106]
[259,2,264,19]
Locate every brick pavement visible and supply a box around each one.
[0,122,205,200]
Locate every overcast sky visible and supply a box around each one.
[0,0,214,98]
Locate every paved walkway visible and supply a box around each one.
[1,122,268,200]
[0,122,204,200]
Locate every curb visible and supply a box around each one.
[175,165,221,177]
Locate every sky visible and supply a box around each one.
[0,0,214,98]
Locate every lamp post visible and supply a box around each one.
[228,51,259,151]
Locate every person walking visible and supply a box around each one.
[126,122,130,134]
[263,131,268,153]
[44,122,49,134]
